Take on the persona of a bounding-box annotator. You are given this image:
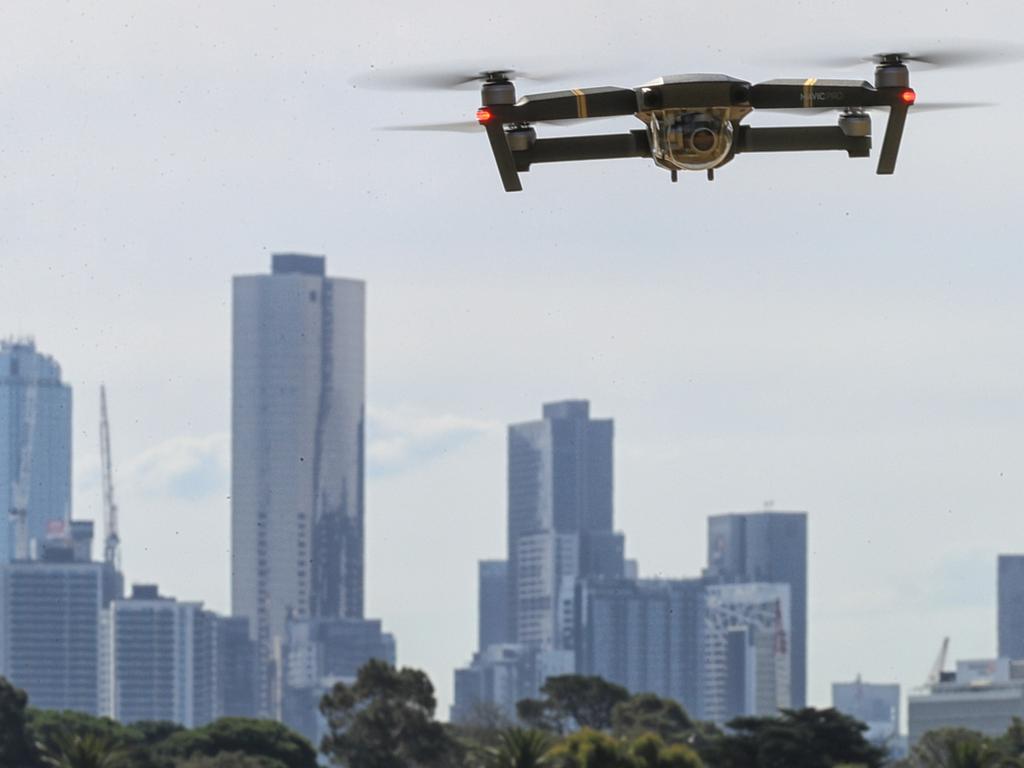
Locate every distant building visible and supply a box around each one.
[281,616,395,744]
[507,401,622,652]
[909,658,1024,745]
[706,511,807,708]
[832,677,900,744]
[0,340,72,562]
[479,560,510,651]
[698,582,791,724]
[450,643,574,724]
[0,550,105,714]
[999,556,1024,660]
[232,254,367,714]
[216,616,258,718]
[576,577,703,713]
[106,585,220,727]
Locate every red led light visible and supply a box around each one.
[476,107,493,123]
[901,88,916,105]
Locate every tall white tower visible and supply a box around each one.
[231,254,365,714]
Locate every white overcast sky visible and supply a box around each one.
[3,0,1024,720]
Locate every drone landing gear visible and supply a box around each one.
[671,170,678,183]
[707,169,715,181]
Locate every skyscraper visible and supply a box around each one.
[232,254,366,713]
[698,582,791,724]
[706,511,808,708]
[478,560,510,651]
[576,577,704,710]
[999,555,1024,660]
[0,340,72,561]
[507,400,622,650]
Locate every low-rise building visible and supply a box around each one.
[909,658,1024,745]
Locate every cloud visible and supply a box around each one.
[366,405,500,477]
[120,432,229,501]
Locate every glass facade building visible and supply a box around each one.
[506,401,621,649]
[999,555,1024,660]
[0,340,72,561]
[576,577,703,711]
[706,511,807,708]
[0,558,104,714]
[232,254,366,713]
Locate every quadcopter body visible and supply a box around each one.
[473,57,915,191]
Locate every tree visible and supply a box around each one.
[544,728,629,768]
[38,732,126,768]
[27,709,166,768]
[629,733,703,768]
[517,676,630,734]
[706,708,885,768]
[319,659,456,768]
[488,728,554,768]
[905,728,1023,768]
[0,677,34,768]
[156,718,316,768]
[611,695,693,744]
[174,752,288,768]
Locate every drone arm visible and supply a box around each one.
[749,79,881,111]
[510,87,638,122]
[511,131,652,172]
[734,126,870,157]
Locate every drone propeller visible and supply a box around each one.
[798,44,1024,71]
[377,114,625,133]
[352,66,593,91]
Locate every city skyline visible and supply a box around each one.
[4,2,1023,723]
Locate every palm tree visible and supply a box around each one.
[489,727,555,768]
[38,732,126,768]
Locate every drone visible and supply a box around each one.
[367,48,1011,191]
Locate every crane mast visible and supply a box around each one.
[100,385,120,568]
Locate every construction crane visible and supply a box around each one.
[100,385,120,568]
[9,378,38,560]
[925,636,950,687]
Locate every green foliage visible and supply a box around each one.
[517,676,631,733]
[0,677,35,768]
[319,659,456,768]
[488,728,554,768]
[38,732,127,768]
[545,728,629,768]
[705,708,885,768]
[27,709,167,768]
[172,751,288,768]
[628,733,702,768]
[156,718,316,768]
[611,695,693,744]
[905,728,1023,768]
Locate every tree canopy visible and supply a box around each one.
[319,659,456,768]
[517,676,631,734]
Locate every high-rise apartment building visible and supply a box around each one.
[698,582,791,724]
[105,585,220,727]
[0,548,105,713]
[0,340,72,561]
[576,577,704,711]
[232,254,366,712]
[706,511,807,708]
[507,401,622,650]
[999,555,1024,660]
